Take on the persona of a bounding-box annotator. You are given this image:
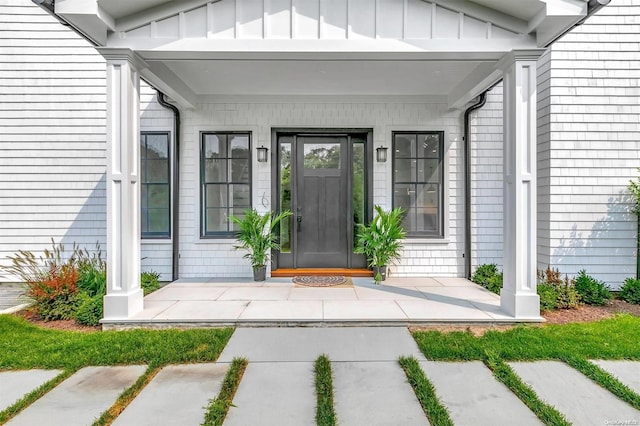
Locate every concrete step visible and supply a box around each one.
[509,361,640,426]
[224,362,316,426]
[333,361,429,425]
[0,369,62,412]
[419,360,541,426]
[6,365,146,426]
[112,363,228,426]
[591,360,640,395]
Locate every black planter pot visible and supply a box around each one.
[372,265,387,282]
[253,266,267,282]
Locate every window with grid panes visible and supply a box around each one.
[201,132,251,236]
[140,132,171,238]
[392,131,444,237]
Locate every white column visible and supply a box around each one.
[100,49,145,319]
[498,50,544,319]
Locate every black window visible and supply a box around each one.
[140,132,171,238]
[392,131,444,238]
[201,132,251,236]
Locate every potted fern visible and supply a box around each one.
[355,205,406,283]
[230,208,292,281]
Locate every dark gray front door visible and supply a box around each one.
[296,136,349,267]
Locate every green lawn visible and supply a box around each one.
[0,315,233,370]
[412,314,640,361]
[408,314,640,426]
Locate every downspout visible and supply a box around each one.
[157,92,181,281]
[463,92,487,279]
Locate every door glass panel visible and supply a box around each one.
[280,141,292,253]
[303,143,340,169]
[394,159,416,182]
[352,139,365,248]
[394,134,415,158]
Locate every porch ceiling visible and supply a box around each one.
[52,0,591,108]
[161,59,486,96]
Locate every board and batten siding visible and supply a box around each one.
[537,0,640,288]
[0,0,172,281]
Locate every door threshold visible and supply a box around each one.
[271,268,373,277]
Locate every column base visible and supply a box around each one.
[103,289,144,320]
[500,289,541,319]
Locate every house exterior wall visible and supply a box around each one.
[470,83,504,269]
[0,1,107,270]
[177,97,465,278]
[536,0,640,288]
[0,0,173,281]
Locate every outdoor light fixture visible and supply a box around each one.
[257,146,269,163]
[376,146,388,163]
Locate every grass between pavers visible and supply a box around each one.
[92,366,161,426]
[202,357,248,426]
[398,357,453,426]
[315,354,337,426]
[411,315,640,425]
[563,356,640,411]
[0,370,72,425]
[0,315,234,425]
[0,315,234,370]
[483,354,570,426]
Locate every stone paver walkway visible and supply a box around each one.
[6,366,146,426]
[0,369,62,412]
[2,329,640,425]
[510,361,640,426]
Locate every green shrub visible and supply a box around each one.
[574,270,611,305]
[537,266,580,310]
[471,264,503,294]
[471,264,499,287]
[75,292,103,326]
[537,283,558,311]
[620,278,640,304]
[75,244,106,297]
[141,271,161,295]
[487,273,503,295]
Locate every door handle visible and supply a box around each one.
[297,215,302,231]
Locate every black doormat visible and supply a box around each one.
[292,275,349,287]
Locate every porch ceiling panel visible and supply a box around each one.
[51,0,588,107]
[160,59,486,96]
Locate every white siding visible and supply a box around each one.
[0,1,107,274]
[471,83,504,269]
[0,1,173,282]
[140,84,175,281]
[178,97,464,278]
[538,0,640,288]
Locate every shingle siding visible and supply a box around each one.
[0,2,107,270]
[537,0,640,288]
[0,1,173,281]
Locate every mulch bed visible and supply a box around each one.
[14,309,100,332]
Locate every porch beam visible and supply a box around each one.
[448,62,502,109]
[498,49,544,319]
[101,49,144,320]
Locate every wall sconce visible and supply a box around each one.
[257,146,269,163]
[376,146,388,163]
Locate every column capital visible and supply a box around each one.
[97,48,148,71]
[497,49,546,71]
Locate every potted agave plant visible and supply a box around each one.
[355,205,406,283]
[230,208,292,281]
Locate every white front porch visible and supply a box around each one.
[101,276,544,329]
[43,0,597,322]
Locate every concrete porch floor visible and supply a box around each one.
[101,277,544,329]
